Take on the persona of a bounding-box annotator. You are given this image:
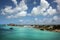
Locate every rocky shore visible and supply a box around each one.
[34,25,60,32]
[6,24,60,32]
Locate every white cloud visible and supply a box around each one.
[19,20,23,22]
[53,16,60,21]
[40,0,50,11]
[33,1,37,5]
[42,18,53,23]
[7,11,27,18]
[14,11,27,18]
[57,5,60,13]
[44,6,56,16]
[1,0,28,18]
[35,18,38,21]
[55,0,60,13]
[55,0,60,4]
[39,16,60,23]
[1,11,5,15]
[18,0,28,11]
[31,0,57,16]
[7,15,14,19]
[31,7,40,15]
[53,16,58,21]
[12,0,17,6]
[1,6,13,15]
[27,13,31,16]
[34,18,40,24]
[33,17,54,24]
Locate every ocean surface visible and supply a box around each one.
[0,25,60,40]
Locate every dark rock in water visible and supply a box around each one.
[10,28,13,30]
[40,29,44,30]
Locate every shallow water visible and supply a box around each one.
[0,26,60,40]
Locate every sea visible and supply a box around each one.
[0,25,60,40]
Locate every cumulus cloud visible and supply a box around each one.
[18,0,28,11]
[7,15,14,19]
[31,0,57,16]
[1,6,14,15]
[12,0,17,6]
[53,16,60,21]
[31,7,40,15]
[1,0,28,18]
[14,11,27,18]
[40,0,50,11]
[55,0,60,13]
[7,11,27,18]
[43,6,56,16]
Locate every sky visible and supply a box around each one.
[0,0,60,25]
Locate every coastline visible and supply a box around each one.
[0,24,60,32]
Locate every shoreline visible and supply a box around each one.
[34,27,60,32]
[1,24,60,32]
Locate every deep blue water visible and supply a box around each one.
[0,26,60,40]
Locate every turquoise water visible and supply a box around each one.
[0,26,60,40]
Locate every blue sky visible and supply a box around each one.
[0,0,60,25]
